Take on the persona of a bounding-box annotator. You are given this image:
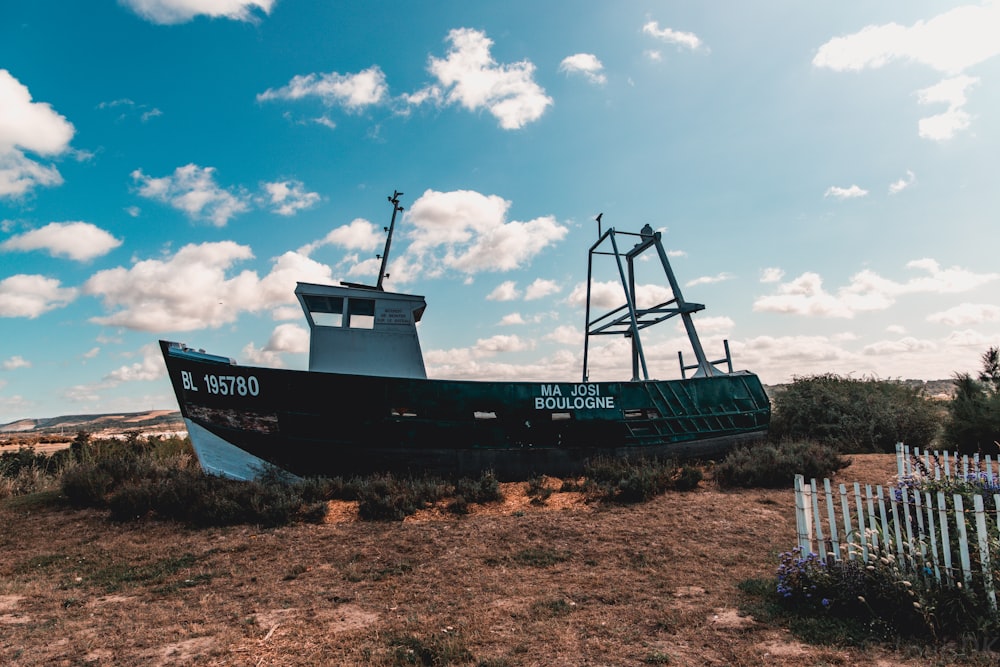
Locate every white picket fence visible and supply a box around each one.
[794,443,1000,609]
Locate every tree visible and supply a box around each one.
[944,347,1000,454]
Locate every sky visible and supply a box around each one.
[1,0,999,424]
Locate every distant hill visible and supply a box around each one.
[0,410,185,437]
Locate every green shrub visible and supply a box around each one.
[715,440,848,489]
[583,456,697,502]
[770,374,941,453]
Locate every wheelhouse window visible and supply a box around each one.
[303,294,343,327]
[348,298,376,329]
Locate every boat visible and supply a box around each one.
[160,192,770,480]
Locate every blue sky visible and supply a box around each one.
[1,0,999,423]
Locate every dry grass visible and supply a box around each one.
[0,454,982,666]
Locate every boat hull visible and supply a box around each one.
[160,341,770,480]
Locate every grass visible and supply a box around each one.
[5,440,1000,664]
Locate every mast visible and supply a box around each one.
[376,190,404,291]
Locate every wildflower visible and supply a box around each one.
[858,596,866,603]
[821,598,831,608]
[913,602,922,609]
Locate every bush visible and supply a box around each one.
[582,456,699,502]
[770,375,940,453]
[715,440,848,489]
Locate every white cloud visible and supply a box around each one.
[487,280,520,301]
[559,53,607,85]
[886,325,907,335]
[242,323,308,366]
[760,267,785,283]
[862,336,936,356]
[685,272,733,287]
[812,3,1000,74]
[261,180,320,216]
[2,355,30,370]
[641,21,703,50]
[813,4,1000,140]
[404,189,568,276]
[103,343,165,383]
[917,75,978,141]
[499,313,525,326]
[83,347,100,359]
[645,50,663,62]
[120,0,275,25]
[299,218,384,256]
[0,70,75,198]
[1,221,122,261]
[754,261,1000,318]
[689,316,733,334]
[545,325,581,346]
[888,170,916,194]
[566,279,674,310]
[420,28,553,130]
[425,334,534,369]
[96,98,162,123]
[132,164,250,226]
[0,274,77,318]
[257,66,388,111]
[524,278,560,300]
[824,185,868,199]
[927,303,1000,327]
[83,242,334,332]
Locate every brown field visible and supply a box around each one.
[0,454,977,666]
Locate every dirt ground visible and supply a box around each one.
[0,454,974,666]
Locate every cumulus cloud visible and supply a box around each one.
[1,222,122,261]
[260,180,320,216]
[524,278,560,300]
[416,28,553,129]
[83,242,334,332]
[487,280,520,301]
[813,3,1000,140]
[299,218,384,256]
[812,3,1000,73]
[927,303,1000,327]
[2,355,30,370]
[889,170,916,194]
[0,70,75,198]
[754,260,1000,318]
[120,0,275,25]
[641,21,704,50]
[402,189,567,277]
[132,164,250,226]
[242,323,309,366]
[917,75,979,141]
[103,343,165,383]
[566,279,673,310]
[0,274,77,318]
[257,66,388,111]
[499,313,526,326]
[824,184,868,199]
[559,53,607,84]
[545,325,581,346]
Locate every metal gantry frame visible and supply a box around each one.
[582,225,734,382]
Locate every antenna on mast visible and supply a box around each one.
[376,190,403,291]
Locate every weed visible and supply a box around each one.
[715,440,848,489]
[387,632,474,666]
